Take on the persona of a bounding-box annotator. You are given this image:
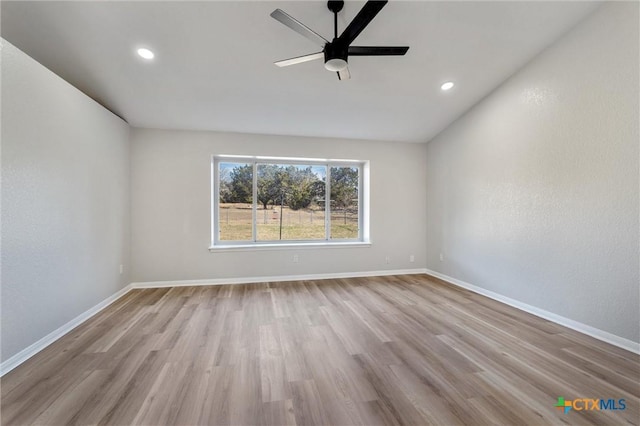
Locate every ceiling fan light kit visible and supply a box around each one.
[271,0,409,80]
[324,43,348,71]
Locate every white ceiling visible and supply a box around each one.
[2,1,600,143]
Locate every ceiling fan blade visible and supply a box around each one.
[338,1,387,46]
[275,52,324,67]
[337,67,351,81]
[270,9,329,47]
[348,46,409,56]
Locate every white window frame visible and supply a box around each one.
[210,155,370,251]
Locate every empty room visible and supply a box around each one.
[1,1,638,425]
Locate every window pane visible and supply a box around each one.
[330,166,359,239]
[219,162,253,241]
[256,164,326,241]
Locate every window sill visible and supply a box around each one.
[209,241,372,252]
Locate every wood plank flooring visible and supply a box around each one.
[2,274,638,425]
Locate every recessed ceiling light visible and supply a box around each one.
[137,48,154,60]
[441,81,455,91]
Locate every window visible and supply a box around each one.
[212,155,369,248]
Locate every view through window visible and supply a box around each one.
[214,156,365,245]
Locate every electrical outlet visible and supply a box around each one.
[293,255,299,263]
[409,255,415,263]
[439,253,444,262]
[119,264,124,274]
[385,256,391,264]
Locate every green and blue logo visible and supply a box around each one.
[555,397,626,414]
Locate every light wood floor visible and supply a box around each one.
[2,274,638,425]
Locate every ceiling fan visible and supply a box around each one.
[270,0,409,80]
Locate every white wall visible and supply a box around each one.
[131,128,427,282]
[425,3,639,343]
[1,39,131,362]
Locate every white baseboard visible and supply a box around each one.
[425,268,640,355]
[130,268,429,288]
[0,284,134,377]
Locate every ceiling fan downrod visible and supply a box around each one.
[327,0,344,38]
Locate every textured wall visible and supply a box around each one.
[1,39,131,362]
[425,3,639,343]
[130,128,427,282]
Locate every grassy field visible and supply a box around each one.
[219,203,358,241]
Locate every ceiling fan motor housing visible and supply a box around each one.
[324,41,348,71]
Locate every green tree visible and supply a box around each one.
[330,167,358,218]
[286,166,323,210]
[257,165,324,211]
[219,166,233,203]
[257,164,282,209]
[228,164,253,203]
[227,163,326,210]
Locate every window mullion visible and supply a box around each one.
[358,164,363,241]
[325,165,331,241]
[252,161,258,242]
[213,158,219,245]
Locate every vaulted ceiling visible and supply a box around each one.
[1,1,600,142]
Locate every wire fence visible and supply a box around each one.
[219,204,358,240]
